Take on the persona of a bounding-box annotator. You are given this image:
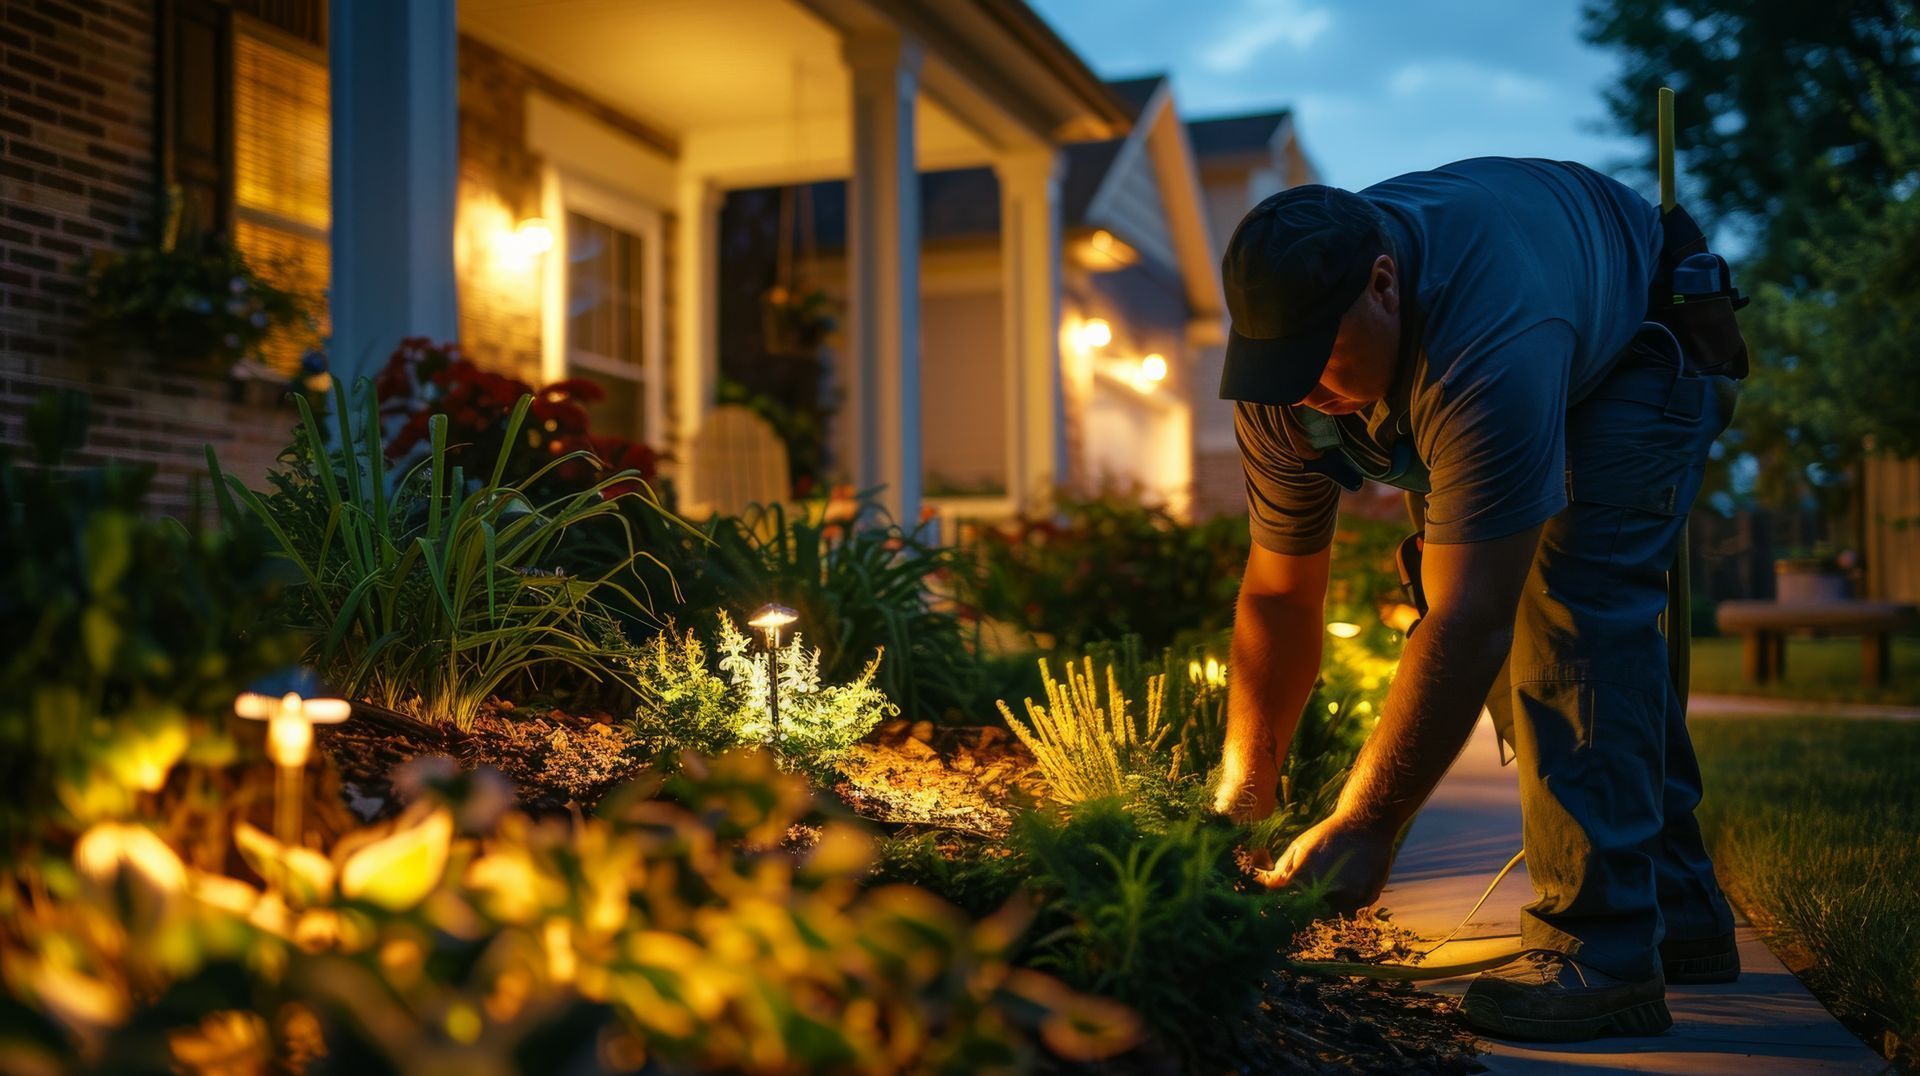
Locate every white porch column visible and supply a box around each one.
[328,0,459,386]
[674,177,722,498]
[843,35,923,525]
[995,149,1066,511]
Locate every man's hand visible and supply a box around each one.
[1258,811,1397,914]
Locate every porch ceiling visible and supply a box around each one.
[459,0,1000,185]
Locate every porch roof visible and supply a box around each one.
[458,0,1134,187]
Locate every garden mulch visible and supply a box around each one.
[1380,714,1888,1074]
[318,702,1489,1073]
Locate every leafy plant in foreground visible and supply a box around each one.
[1,751,1143,1073]
[212,377,664,729]
[0,393,301,865]
[1010,800,1318,1064]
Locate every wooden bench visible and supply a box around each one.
[1714,599,1918,687]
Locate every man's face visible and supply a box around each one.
[1299,255,1401,416]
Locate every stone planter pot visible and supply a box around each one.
[1774,557,1849,603]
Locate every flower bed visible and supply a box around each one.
[1,375,1476,1073]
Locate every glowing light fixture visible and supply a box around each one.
[511,218,554,257]
[1076,318,1113,351]
[1140,353,1168,382]
[1326,621,1363,639]
[749,604,799,736]
[236,671,349,847]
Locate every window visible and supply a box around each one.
[564,199,661,443]
[232,26,330,374]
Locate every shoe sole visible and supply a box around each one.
[1663,941,1741,985]
[1461,995,1674,1043]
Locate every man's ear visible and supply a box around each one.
[1372,254,1398,316]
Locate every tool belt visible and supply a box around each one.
[1647,204,1751,381]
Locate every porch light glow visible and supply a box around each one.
[1140,354,1168,382]
[512,218,555,258]
[1326,621,1363,639]
[1076,318,1113,351]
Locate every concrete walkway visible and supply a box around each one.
[1689,693,1920,720]
[1378,716,1889,1073]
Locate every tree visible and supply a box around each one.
[1583,0,1920,282]
[1582,1,1920,512]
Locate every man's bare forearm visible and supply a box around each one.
[1333,605,1513,834]
[1218,590,1323,806]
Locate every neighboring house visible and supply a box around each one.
[801,72,1228,519]
[0,0,1134,527]
[1183,107,1321,518]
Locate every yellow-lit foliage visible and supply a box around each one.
[2,751,1141,1073]
[997,656,1170,804]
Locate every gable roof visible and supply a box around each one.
[1103,75,1167,120]
[1186,109,1292,159]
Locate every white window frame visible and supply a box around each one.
[543,167,666,445]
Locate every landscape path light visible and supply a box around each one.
[234,669,350,848]
[749,603,799,737]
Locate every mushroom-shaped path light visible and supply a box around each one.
[748,604,799,737]
[234,669,350,847]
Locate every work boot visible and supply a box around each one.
[1661,931,1741,985]
[1461,949,1672,1042]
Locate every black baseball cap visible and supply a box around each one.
[1218,185,1387,405]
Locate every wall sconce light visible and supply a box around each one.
[511,217,554,258]
[235,671,350,847]
[1070,228,1140,272]
[1074,318,1113,352]
[749,603,799,737]
[1125,353,1169,395]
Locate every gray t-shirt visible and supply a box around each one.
[1237,157,1664,554]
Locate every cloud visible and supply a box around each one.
[1385,59,1552,105]
[1197,0,1334,74]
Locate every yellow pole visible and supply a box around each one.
[1658,86,1677,212]
[1657,84,1691,707]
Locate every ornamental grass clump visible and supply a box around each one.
[997,655,1171,805]
[211,377,663,730]
[626,611,895,773]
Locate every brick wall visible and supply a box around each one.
[455,34,680,446]
[1,12,687,519]
[0,0,290,519]
[1191,447,1244,519]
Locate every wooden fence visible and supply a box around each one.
[1865,456,1920,603]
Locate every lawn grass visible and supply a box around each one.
[1691,716,1920,1064]
[1689,634,1920,707]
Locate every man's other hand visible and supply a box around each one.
[1258,812,1397,913]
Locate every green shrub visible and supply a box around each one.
[626,612,897,774]
[0,393,301,864]
[964,494,1251,651]
[1010,801,1318,1063]
[212,378,662,729]
[624,490,984,721]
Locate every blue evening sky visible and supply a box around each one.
[1028,0,1654,197]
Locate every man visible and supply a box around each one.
[1211,158,1742,1043]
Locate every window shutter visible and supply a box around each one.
[157,0,233,241]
